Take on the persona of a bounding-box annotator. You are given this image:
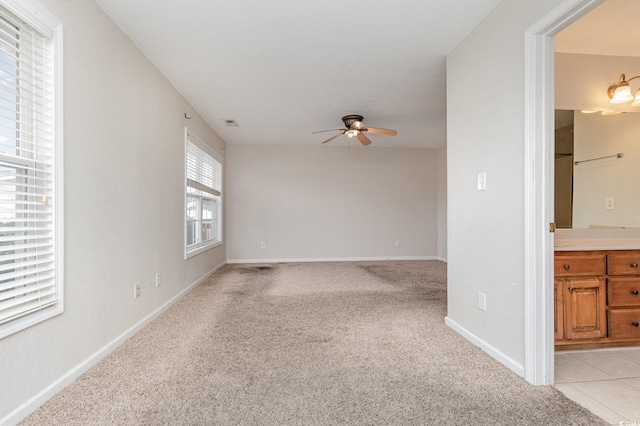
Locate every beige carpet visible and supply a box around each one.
[20,261,605,425]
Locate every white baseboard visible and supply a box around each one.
[1,262,227,426]
[227,256,441,264]
[444,316,525,378]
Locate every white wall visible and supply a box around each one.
[226,145,439,262]
[573,112,640,228]
[0,0,225,422]
[556,53,640,113]
[446,0,564,376]
[437,146,447,260]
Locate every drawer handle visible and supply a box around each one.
[633,322,639,327]
[632,263,639,268]
[633,290,640,295]
[563,264,570,270]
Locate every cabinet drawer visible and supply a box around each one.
[608,278,640,307]
[607,253,640,275]
[608,309,640,338]
[555,254,606,276]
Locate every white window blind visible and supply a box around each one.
[185,129,222,257]
[0,2,62,338]
[186,141,221,197]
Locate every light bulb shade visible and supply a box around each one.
[631,89,640,107]
[610,84,634,104]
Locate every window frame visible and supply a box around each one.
[184,128,222,259]
[0,0,63,339]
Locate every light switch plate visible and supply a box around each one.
[477,172,486,191]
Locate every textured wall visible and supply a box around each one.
[446,0,565,374]
[226,145,439,262]
[0,0,225,421]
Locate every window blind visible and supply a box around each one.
[186,135,222,197]
[0,6,57,329]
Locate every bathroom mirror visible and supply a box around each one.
[555,110,640,229]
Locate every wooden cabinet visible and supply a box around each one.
[608,309,640,338]
[562,277,607,340]
[554,280,564,341]
[555,250,640,350]
[555,254,606,277]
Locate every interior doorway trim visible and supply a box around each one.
[523,0,604,386]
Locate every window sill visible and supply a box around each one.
[185,240,223,260]
[0,304,63,340]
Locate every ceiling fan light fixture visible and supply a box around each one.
[314,114,397,146]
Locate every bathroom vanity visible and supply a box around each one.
[555,230,640,350]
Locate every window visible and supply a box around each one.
[0,1,63,339]
[185,129,222,258]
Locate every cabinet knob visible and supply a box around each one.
[633,290,640,295]
[631,262,639,268]
[568,287,575,292]
[563,264,571,270]
[633,322,639,327]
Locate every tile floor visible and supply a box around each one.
[555,348,640,425]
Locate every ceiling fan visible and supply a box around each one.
[313,114,397,146]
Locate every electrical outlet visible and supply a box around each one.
[134,283,141,299]
[394,240,400,247]
[155,273,160,288]
[478,292,487,311]
[261,242,266,249]
[605,197,614,210]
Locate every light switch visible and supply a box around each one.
[477,172,486,191]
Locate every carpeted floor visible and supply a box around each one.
[20,261,606,425]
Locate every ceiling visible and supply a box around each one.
[94,0,501,148]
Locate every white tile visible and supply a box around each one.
[555,353,615,382]
[554,383,630,424]
[622,377,640,391]
[619,349,640,365]
[572,379,640,421]
[571,350,640,379]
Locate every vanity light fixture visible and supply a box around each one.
[608,73,640,106]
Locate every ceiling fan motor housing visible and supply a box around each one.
[342,114,364,128]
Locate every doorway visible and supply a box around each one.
[523,0,605,386]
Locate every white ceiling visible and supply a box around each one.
[94,0,500,148]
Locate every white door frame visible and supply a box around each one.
[523,0,605,385]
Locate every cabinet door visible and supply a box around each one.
[554,280,564,340]
[564,277,607,340]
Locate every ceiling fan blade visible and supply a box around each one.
[365,127,397,136]
[312,128,346,134]
[356,132,372,146]
[321,132,345,144]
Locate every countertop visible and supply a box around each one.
[555,229,640,251]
